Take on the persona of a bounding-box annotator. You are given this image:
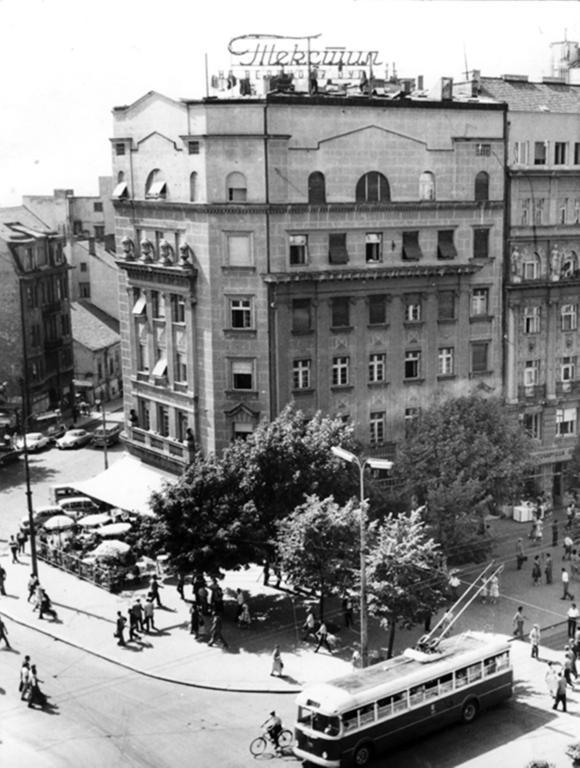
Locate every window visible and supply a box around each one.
[365,233,382,263]
[523,412,542,440]
[513,141,529,165]
[437,230,457,260]
[230,297,253,329]
[231,360,254,390]
[405,407,419,435]
[368,295,387,325]
[132,291,146,316]
[524,360,540,386]
[226,172,247,202]
[293,359,311,390]
[534,141,547,165]
[368,353,386,383]
[522,253,540,280]
[575,143,580,165]
[419,171,435,201]
[560,198,568,224]
[554,142,567,165]
[404,350,421,379]
[292,299,312,332]
[188,140,200,155]
[438,347,454,376]
[342,710,358,733]
[289,235,308,266]
[562,356,576,381]
[176,410,189,442]
[404,295,421,322]
[520,198,530,226]
[227,234,252,266]
[329,233,348,264]
[438,291,456,321]
[152,353,168,378]
[355,172,390,203]
[534,199,544,225]
[171,294,186,323]
[73,220,83,235]
[156,404,169,437]
[471,341,489,374]
[80,262,87,273]
[474,172,489,202]
[308,172,326,204]
[112,180,129,199]
[189,172,197,202]
[524,306,540,334]
[575,200,580,224]
[138,342,149,372]
[93,202,103,212]
[137,398,150,430]
[175,352,187,382]
[30,324,40,347]
[561,304,578,331]
[151,291,165,319]
[476,143,491,157]
[332,356,350,386]
[115,142,125,156]
[370,411,386,446]
[473,228,489,259]
[556,407,577,437]
[145,169,167,199]
[402,231,422,261]
[471,288,489,317]
[79,283,91,299]
[331,297,350,328]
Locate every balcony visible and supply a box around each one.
[556,380,580,397]
[126,427,187,474]
[518,384,546,402]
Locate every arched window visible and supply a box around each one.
[522,251,541,280]
[308,172,326,204]
[355,172,390,203]
[117,171,125,183]
[145,169,167,199]
[113,170,128,200]
[189,172,197,202]
[226,172,247,202]
[419,171,435,201]
[475,171,489,202]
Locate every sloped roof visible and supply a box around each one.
[480,77,580,113]
[71,239,117,269]
[0,205,55,243]
[71,300,120,352]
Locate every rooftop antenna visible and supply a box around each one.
[463,43,469,81]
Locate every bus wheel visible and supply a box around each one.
[461,698,479,724]
[354,742,373,766]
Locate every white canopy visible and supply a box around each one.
[71,455,174,516]
[98,522,132,538]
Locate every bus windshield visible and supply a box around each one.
[298,707,340,735]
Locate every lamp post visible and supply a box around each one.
[19,381,38,577]
[331,446,393,667]
[95,398,108,470]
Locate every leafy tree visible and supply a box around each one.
[366,509,449,658]
[563,438,580,495]
[393,395,532,562]
[277,495,360,620]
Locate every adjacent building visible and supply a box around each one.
[111,86,506,473]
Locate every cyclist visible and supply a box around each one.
[262,710,283,751]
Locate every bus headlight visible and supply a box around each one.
[322,752,328,760]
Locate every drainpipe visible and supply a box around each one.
[501,108,510,399]
[264,99,277,420]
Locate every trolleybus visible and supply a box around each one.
[294,630,513,767]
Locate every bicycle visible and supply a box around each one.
[249,728,293,757]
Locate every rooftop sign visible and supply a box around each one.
[228,34,383,69]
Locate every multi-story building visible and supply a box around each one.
[0,206,73,421]
[470,74,580,501]
[112,84,506,473]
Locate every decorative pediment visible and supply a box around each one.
[224,402,260,421]
[298,124,427,151]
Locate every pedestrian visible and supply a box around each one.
[115,611,127,646]
[512,606,527,640]
[448,570,460,600]
[564,646,577,689]
[342,594,353,628]
[480,579,489,603]
[314,620,333,654]
[196,582,209,615]
[489,574,500,604]
[529,624,540,660]
[532,555,542,586]
[189,603,201,638]
[19,656,31,700]
[534,519,543,546]
[143,598,155,632]
[544,552,553,585]
[235,588,245,621]
[575,627,580,658]
[545,661,559,698]
[273,563,282,588]
[17,529,27,555]
[568,603,580,639]
[0,563,7,595]
[148,575,163,608]
[302,607,317,641]
[351,649,361,670]
[0,616,11,648]
[38,590,57,620]
[209,579,224,614]
[9,535,19,564]
[128,604,141,641]
[207,611,228,648]
[176,572,186,600]
[27,573,39,602]
[516,538,527,570]
[238,602,251,628]
[567,643,578,677]
[263,560,270,586]
[271,645,284,677]
[552,671,569,711]
[552,517,559,547]
[561,567,575,601]
[27,664,46,709]
[131,598,144,631]
[564,535,574,560]
[566,503,575,531]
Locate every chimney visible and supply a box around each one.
[471,69,481,96]
[417,74,424,90]
[441,77,453,100]
[88,237,96,256]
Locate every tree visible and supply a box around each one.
[366,509,449,658]
[277,495,360,620]
[563,439,580,496]
[393,395,532,562]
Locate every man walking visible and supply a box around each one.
[115,611,127,646]
[27,573,39,602]
[314,620,333,654]
[0,616,11,648]
[568,603,580,640]
[143,598,156,632]
[516,538,526,570]
[208,611,229,648]
[128,602,141,641]
[19,656,31,700]
[17,529,27,555]
[561,567,574,601]
[0,563,7,595]
[552,671,569,711]
[9,535,19,564]
[512,606,527,640]
[342,594,353,628]
[148,576,163,608]
[552,517,559,547]
[544,553,553,585]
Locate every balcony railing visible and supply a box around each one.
[518,384,546,401]
[556,380,580,397]
[128,427,186,462]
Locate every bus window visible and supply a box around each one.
[467,662,483,683]
[484,657,497,676]
[496,651,510,670]
[392,691,408,714]
[342,710,358,733]
[410,685,425,706]
[377,696,392,719]
[439,673,453,694]
[455,668,468,688]
[312,714,340,735]
[359,703,376,726]
[298,707,313,727]
[424,679,439,701]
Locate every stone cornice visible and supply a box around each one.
[116,259,197,287]
[263,263,480,284]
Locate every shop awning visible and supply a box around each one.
[71,455,175,516]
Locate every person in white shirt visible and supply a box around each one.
[561,568,574,601]
[567,603,580,639]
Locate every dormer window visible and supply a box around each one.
[115,142,126,156]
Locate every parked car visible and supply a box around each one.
[55,429,92,450]
[20,505,63,533]
[46,423,67,443]
[57,496,100,519]
[0,435,21,466]
[16,432,51,452]
[48,484,80,505]
[92,423,123,448]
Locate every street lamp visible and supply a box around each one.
[331,446,393,667]
[95,399,108,470]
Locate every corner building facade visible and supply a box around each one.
[111,91,506,472]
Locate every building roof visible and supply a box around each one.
[70,300,120,352]
[479,76,580,113]
[72,239,117,270]
[0,205,56,243]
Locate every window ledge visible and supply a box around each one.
[469,315,494,323]
[403,377,425,384]
[437,374,457,381]
[367,323,389,329]
[438,318,457,325]
[221,265,256,272]
[330,385,354,392]
[223,328,257,338]
[365,259,383,266]
[330,325,354,333]
[225,389,259,398]
[469,370,494,378]
[368,381,389,388]
[291,329,314,336]
[403,321,424,328]
[292,388,315,395]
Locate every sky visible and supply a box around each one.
[1,0,579,205]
